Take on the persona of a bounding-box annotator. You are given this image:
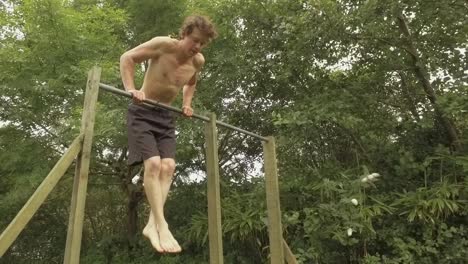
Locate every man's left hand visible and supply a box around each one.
[182,105,193,117]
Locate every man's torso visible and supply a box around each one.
[141,40,201,104]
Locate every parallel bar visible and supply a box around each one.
[64,66,101,264]
[262,137,284,264]
[0,134,84,257]
[204,113,224,264]
[99,83,268,142]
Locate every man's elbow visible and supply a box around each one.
[184,84,196,91]
[187,78,197,87]
[120,53,134,67]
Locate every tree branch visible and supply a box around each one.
[396,12,461,151]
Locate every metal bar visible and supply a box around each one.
[98,83,269,142]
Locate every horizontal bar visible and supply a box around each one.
[99,83,269,142]
[99,83,208,122]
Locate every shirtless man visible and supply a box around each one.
[119,15,217,253]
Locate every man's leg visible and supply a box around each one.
[146,158,180,252]
[141,156,166,253]
[159,158,175,203]
[157,158,181,252]
[143,157,180,253]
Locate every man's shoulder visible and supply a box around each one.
[148,36,178,51]
[193,53,205,70]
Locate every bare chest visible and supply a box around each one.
[149,55,196,87]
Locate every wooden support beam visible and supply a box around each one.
[283,239,298,264]
[0,134,84,257]
[204,113,224,264]
[64,66,101,264]
[263,137,284,264]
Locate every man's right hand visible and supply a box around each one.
[129,90,145,104]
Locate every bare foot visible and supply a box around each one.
[158,224,182,253]
[143,225,164,253]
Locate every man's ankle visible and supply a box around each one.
[156,221,169,230]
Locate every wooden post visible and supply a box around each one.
[0,134,83,257]
[64,66,101,264]
[204,113,224,264]
[263,136,284,264]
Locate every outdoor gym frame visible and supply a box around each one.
[0,67,297,264]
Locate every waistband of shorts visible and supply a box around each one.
[128,103,173,116]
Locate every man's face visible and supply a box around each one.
[182,28,209,56]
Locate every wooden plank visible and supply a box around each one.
[63,66,101,264]
[0,134,84,257]
[63,150,82,263]
[283,239,298,264]
[204,113,224,264]
[262,137,284,264]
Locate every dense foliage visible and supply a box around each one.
[1,0,467,263]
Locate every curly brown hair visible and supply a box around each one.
[179,15,218,42]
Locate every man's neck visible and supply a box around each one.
[175,40,192,64]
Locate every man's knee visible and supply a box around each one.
[161,159,176,175]
[144,156,161,177]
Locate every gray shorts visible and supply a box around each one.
[127,103,176,166]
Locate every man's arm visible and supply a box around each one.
[182,55,205,117]
[182,75,197,117]
[120,37,173,102]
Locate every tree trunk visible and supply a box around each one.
[396,13,461,151]
[398,72,421,122]
[125,166,144,251]
[114,148,144,251]
[127,189,140,248]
